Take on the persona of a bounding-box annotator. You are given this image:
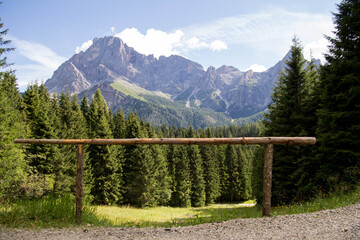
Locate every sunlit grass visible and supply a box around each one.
[271,186,360,217]
[95,200,259,227]
[0,194,108,228]
[0,188,359,229]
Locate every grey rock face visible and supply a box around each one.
[45,36,293,118]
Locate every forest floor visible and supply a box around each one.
[1,202,359,240]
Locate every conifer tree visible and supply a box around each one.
[317,0,360,190]
[0,70,27,200]
[23,83,61,197]
[224,144,241,202]
[55,91,90,195]
[80,94,90,123]
[292,58,321,199]
[237,146,252,200]
[263,37,314,204]
[123,112,158,207]
[113,108,126,139]
[217,144,228,202]
[146,122,171,205]
[171,145,191,207]
[187,126,205,207]
[200,128,220,204]
[87,89,122,204]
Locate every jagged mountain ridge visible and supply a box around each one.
[45,36,292,126]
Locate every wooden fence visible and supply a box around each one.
[14,137,316,224]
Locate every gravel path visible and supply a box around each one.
[1,203,359,240]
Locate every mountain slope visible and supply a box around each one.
[45,36,293,127]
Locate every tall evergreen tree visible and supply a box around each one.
[146,122,171,205]
[217,144,228,202]
[123,112,158,207]
[317,0,360,190]
[87,89,122,204]
[292,58,321,199]
[237,146,252,200]
[23,83,62,197]
[224,144,241,202]
[263,37,317,204]
[0,70,27,201]
[200,128,220,204]
[55,91,89,195]
[187,126,206,207]
[171,145,191,207]
[80,93,90,123]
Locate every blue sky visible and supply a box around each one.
[1,0,339,91]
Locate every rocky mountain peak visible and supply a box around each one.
[44,36,317,123]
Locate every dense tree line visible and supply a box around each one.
[1,0,358,208]
[253,0,360,205]
[17,87,258,206]
[0,40,257,207]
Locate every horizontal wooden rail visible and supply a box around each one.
[14,137,316,145]
[14,136,316,223]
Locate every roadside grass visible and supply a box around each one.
[0,194,109,228]
[0,187,359,229]
[271,186,360,216]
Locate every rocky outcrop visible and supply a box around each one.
[45,36,297,118]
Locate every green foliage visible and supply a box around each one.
[0,194,104,228]
[87,89,122,205]
[187,126,206,207]
[0,72,27,201]
[200,129,221,205]
[171,146,191,207]
[316,0,360,191]
[262,37,320,204]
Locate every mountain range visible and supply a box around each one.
[44,36,304,128]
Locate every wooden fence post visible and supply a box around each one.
[75,144,84,224]
[262,143,274,217]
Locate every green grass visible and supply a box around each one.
[1,187,359,229]
[271,186,360,216]
[0,194,109,228]
[94,200,260,228]
[110,79,171,101]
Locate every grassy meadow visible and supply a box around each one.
[0,187,359,229]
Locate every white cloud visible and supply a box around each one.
[9,36,67,91]
[13,37,66,70]
[112,9,332,67]
[186,37,209,50]
[114,27,228,58]
[210,40,228,51]
[115,28,184,57]
[110,27,115,34]
[75,40,93,53]
[245,64,267,72]
[182,9,333,45]
[304,38,330,63]
[181,8,334,64]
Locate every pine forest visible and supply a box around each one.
[0,0,359,209]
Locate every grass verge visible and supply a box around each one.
[0,194,109,228]
[0,187,359,229]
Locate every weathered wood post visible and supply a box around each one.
[75,144,84,224]
[262,143,274,217]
